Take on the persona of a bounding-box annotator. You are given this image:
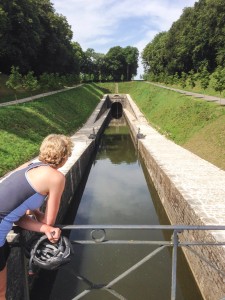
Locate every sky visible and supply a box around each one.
[51,0,197,78]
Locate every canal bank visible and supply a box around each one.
[123,94,225,300]
[5,94,111,299]
[4,93,225,299]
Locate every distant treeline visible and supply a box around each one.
[142,0,225,89]
[0,0,138,82]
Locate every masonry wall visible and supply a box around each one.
[123,94,225,300]
[5,95,111,300]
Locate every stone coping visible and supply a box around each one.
[4,94,110,242]
[125,94,225,241]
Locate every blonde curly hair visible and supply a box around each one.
[38,134,73,168]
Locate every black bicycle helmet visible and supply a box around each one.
[28,235,74,274]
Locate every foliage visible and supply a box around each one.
[180,72,187,89]
[123,46,139,80]
[23,71,39,94]
[0,0,79,75]
[0,1,138,82]
[187,70,196,89]
[199,64,210,91]
[81,46,139,83]
[142,32,168,75]
[211,66,225,95]
[142,0,225,78]
[5,66,22,99]
[0,71,81,103]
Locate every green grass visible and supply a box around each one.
[93,82,116,94]
[0,73,72,104]
[1,80,225,176]
[116,81,225,170]
[165,81,225,98]
[0,73,42,103]
[0,84,104,177]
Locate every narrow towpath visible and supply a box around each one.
[146,81,225,105]
[0,84,83,107]
[115,82,119,93]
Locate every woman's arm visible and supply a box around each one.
[42,172,65,226]
[16,215,61,242]
[26,209,45,222]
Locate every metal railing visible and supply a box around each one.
[58,224,225,300]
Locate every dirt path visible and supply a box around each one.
[0,84,83,107]
[147,82,225,106]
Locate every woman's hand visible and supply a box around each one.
[16,215,61,243]
[41,224,61,243]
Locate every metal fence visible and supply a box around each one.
[57,224,225,300]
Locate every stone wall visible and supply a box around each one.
[5,95,111,300]
[123,94,225,300]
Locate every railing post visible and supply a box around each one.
[171,230,179,300]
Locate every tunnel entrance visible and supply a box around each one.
[111,102,123,119]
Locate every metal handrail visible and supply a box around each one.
[57,224,225,300]
[59,224,225,230]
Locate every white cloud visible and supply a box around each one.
[51,0,197,77]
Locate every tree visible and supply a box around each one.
[142,0,225,80]
[187,70,196,89]
[23,71,39,95]
[71,42,83,75]
[0,0,80,75]
[199,64,210,92]
[142,32,168,76]
[180,72,187,89]
[105,46,125,81]
[34,10,75,75]
[211,67,225,100]
[81,48,106,81]
[173,73,180,85]
[123,46,139,81]
[6,66,22,99]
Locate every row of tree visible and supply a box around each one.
[81,46,139,82]
[5,66,81,99]
[0,0,139,82]
[147,66,225,96]
[142,0,225,78]
[0,0,80,75]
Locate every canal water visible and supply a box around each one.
[31,117,203,300]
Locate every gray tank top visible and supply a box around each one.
[0,162,48,220]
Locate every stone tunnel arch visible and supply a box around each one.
[111,102,123,119]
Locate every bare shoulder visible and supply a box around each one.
[28,165,65,185]
[46,167,65,184]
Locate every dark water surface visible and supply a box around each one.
[31,118,202,300]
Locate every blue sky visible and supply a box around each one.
[51,0,197,78]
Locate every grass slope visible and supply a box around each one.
[0,84,104,177]
[1,80,224,176]
[116,81,225,170]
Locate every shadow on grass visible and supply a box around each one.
[91,82,112,94]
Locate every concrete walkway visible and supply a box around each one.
[126,94,225,228]
[147,82,225,105]
[0,84,83,107]
[124,94,225,300]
